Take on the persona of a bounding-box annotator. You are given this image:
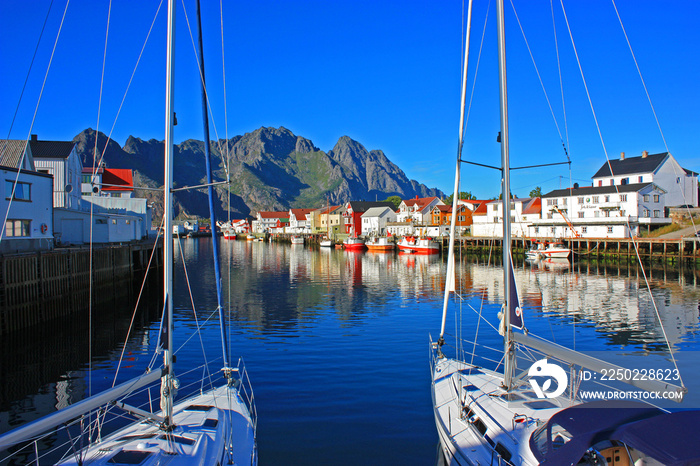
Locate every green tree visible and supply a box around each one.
[384,195,402,210]
[529,186,542,198]
[444,191,476,204]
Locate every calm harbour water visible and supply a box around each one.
[1,237,700,465]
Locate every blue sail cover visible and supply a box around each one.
[508,254,523,329]
[157,297,169,351]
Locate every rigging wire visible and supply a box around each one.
[1,0,70,242]
[610,0,696,234]
[557,0,684,387]
[90,0,165,175]
[508,0,569,161]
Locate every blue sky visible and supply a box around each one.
[1,0,698,199]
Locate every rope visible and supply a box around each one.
[509,0,569,160]
[1,0,70,243]
[558,0,683,386]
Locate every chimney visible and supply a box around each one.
[620,152,625,160]
[415,195,419,199]
[31,134,38,142]
[642,150,648,158]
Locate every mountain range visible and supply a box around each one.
[72,126,444,220]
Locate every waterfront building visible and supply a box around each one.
[471,198,540,238]
[31,135,83,210]
[1,140,54,254]
[592,151,698,208]
[342,201,396,235]
[530,182,669,239]
[288,208,314,233]
[310,205,343,236]
[395,196,443,225]
[81,167,134,198]
[252,211,289,233]
[360,206,397,236]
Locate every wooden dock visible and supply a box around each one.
[445,236,700,264]
[0,241,162,335]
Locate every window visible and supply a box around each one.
[594,211,600,218]
[607,226,613,233]
[562,198,567,205]
[534,227,539,233]
[654,210,660,218]
[578,197,584,204]
[5,219,30,237]
[592,196,599,203]
[643,194,650,202]
[494,204,499,212]
[604,211,610,217]
[5,180,31,201]
[604,195,610,203]
[653,194,660,202]
[551,227,556,234]
[547,213,553,219]
[582,226,587,233]
[610,179,614,186]
[598,180,603,187]
[458,215,465,222]
[578,212,585,218]
[638,176,643,183]
[619,194,627,202]
[643,209,650,217]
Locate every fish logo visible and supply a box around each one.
[528,359,568,399]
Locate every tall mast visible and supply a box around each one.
[162,0,176,427]
[496,0,515,389]
[439,0,473,348]
[195,0,230,372]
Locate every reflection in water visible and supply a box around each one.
[1,238,699,465]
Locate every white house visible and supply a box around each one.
[360,206,397,236]
[1,145,54,254]
[288,208,313,233]
[592,151,697,208]
[31,135,83,210]
[252,211,288,233]
[396,196,443,224]
[471,198,539,238]
[530,183,669,239]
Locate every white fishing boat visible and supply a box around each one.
[397,236,439,254]
[430,1,697,465]
[526,240,571,260]
[319,237,334,248]
[0,1,257,464]
[291,235,304,244]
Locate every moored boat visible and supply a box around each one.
[397,236,439,254]
[365,235,395,252]
[343,235,366,251]
[291,235,304,244]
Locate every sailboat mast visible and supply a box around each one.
[496,0,515,389]
[439,0,473,345]
[162,0,176,427]
[195,0,230,371]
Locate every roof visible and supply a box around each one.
[0,140,29,169]
[592,152,668,178]
[30,139,75,159]
[402,196,440,212]
[361,206,395,217]
[543,182,661,198]
[258,211,290,219]
[289,209,314,220]
[432,205,451,213]
[472,201,492,215]
[346,201,396,213]
[521,198,541,215]
[101,168,133,191]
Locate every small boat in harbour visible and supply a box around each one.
[526,240,571,259]
[319,236,333,248]
[365,235,395,252]
[343,235,366,251]
[291,235,304,244]
[397,236,439,254]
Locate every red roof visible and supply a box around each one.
[521,198,541,215]
[472,201,492,215]
[101,168,133,191]
[290,208,314,218]
[259,211,289,219]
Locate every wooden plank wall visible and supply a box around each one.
[0,242,161,335]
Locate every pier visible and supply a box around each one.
[0,241,162,335]
[448,236,700,264]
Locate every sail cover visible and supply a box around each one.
[157,297,169,351]
[508,254,523,329]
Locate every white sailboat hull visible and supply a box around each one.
[58,383,257,466]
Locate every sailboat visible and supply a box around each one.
[431,1,698,465]
[0,1,257,464]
